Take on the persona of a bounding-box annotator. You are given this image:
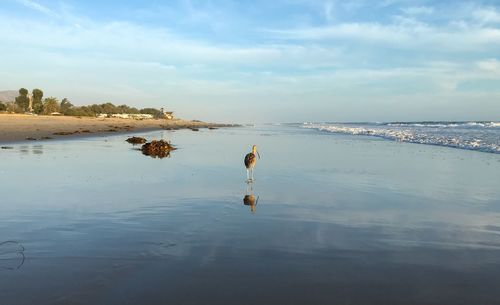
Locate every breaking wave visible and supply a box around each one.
[384,121,500,128]
[303,121,500,154]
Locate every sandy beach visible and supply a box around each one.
[0,114,233,143]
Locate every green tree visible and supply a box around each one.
[60,98,73,115]
[89,104,104,114]
[77,106,95,116]
[42,97,60,115]
[101,102,117,114]
[32,88,44,114]
[15,88,30,111]
[65,106,95,117]
[6,102,20,113]
[0,102,6,111]
[117,104,140,114]
[140,108,163,118]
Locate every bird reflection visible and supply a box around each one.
[243,182,260,214]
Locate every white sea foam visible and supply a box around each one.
[386,121,500,128]
[303,122,500,154]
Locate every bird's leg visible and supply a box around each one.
[251,168,254,181]
[246,169,250,183]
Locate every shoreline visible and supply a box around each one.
[0,113,237,144]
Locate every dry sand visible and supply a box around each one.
[0,114,234,143]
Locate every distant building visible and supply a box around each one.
[111,113,131,119]
[159,107,174,120]
[164,112,174,120]
[132,114,153,120]
[109,113,154,120]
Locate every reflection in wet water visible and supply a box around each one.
[19,145,29,154]
[142,149,171,159]
[17,145,44,155]
[243,182,260,214]
[32,145,43,155]
[0,241,25,271]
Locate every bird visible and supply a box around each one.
[244,144,260,182]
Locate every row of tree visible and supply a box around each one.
[0,88,58,115]
[0,88,165,118]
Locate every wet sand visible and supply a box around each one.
[0,114,233,143]
[1,125,499,304]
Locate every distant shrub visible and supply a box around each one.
[42,97,60,114]
[5,102,23,113]
[140,108,163,118]
[64,106,95,117]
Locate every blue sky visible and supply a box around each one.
[0,0,499,122]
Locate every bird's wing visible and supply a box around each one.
[244,153,256,167]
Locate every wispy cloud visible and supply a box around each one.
[16,0,57,17]
[477,58,500,72]
[0,14,345,70]
[473,7,500,24]
[401,6,434,15]
[262,18,500,53]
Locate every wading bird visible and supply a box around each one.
[244,145,260,182]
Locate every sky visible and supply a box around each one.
[0,0,499,123]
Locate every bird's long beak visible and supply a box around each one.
[257,151,261,159]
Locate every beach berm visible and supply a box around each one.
[0,113,233,142]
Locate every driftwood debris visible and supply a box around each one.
[126,136,147,144]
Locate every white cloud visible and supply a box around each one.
[401,6,434,16]
[263,19,500,53]
[16,0,57,17]
[265,22,413,42]
[0,14,346,71]
[473,7,500,24]
[477,58,500,72]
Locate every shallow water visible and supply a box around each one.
[1,125,500,304]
